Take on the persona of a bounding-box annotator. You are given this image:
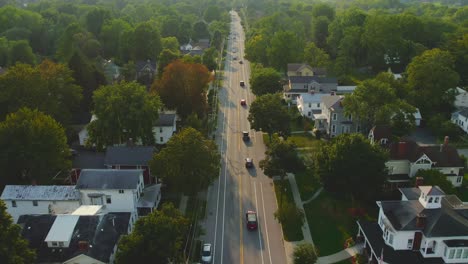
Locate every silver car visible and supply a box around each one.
[201,243,212,263]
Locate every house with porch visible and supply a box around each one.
[386,138,464,187]
[357,185,468,264]
[287,63,327,77]
[313,95,360,137]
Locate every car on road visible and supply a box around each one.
[201,243,212,263]
[239,60,243,64]
[246,211,258,230]
[242,131,250,142]
[240,80,245,86]
[240,99,246,106]
[233,56,237,60]
[245,158,253,168]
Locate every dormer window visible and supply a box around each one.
[416,156,431,164]
[380,138,388,145]
[428,197,433,203]
[435,197,439,203]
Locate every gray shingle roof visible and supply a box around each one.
[76,169,142,190]
[289,76,337,84]
[399,187,421,200]
[104,146,154,166]
[322,95,342,109]
[155,114,176,126]
[1,185,80,201]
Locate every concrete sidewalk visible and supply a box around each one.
[316,243,363,264]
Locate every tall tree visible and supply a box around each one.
[260,138,304,179]
[202,47,218,72]
[293,243,318,264]
[192,21,210,41]
[414,170,455,194]
[313,133,388,202]
[115,203,189,264]
[152,60,213,118]
[161,37,180,53]
[303,42,330,68]
[85,7,109,36]
[250,67,282,96]
[157,49,180,78]
[248,93,291,139]
[132,21,162,61]
[0,108,70,186]
[407,48,459,116]
[267,31,304,72]
[150,127,220,195]
[0,200,36,264]
[100,19,132,59]
[87,82,161,149]
[311,3,335,21]
[9,40,35,65]
[311,16,330,49]
[204,6,222,23]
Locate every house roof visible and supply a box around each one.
[370,125,392,142]
[420,186,445,196]
[379,196,468,237]
[137,184,161,208]
[104,146,154,166]
[1,185,80,201]
[72,150,106,169]
[289,76,337,84]
[399,187,421,200]
[298,93,324,103]
[45,215,80,243]
[76,169,142,190]
[357,220,444,264]
[136,60,156,72]
[155,113,176,126]
[321,95,343,109]
[19,213,130,263]
[287,63,308,72]
[458,108,468,118]
[388,140,463,167]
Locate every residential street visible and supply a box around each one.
[201,11,287,264]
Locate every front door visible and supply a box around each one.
[413,232,422,250]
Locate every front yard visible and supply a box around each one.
[273,179,304,242]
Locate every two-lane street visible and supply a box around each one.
[203,11,287,264]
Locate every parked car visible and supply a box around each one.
[239,60,243,64]
[240,99,246,106]
[201,243,212,263]
[242,131,250,142]
[246,211,258,230]
[245,158,253,168]
[240,80,245,86]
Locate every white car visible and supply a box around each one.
[201,243,212,263]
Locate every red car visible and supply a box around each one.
[246,211,258,230]
[240,99,246,106]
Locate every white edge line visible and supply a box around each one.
[261,183,273,264]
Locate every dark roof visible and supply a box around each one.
[155,114,176,126]
[444,240,468,247]
[104,146,154,166]
[427,186,445,196]
[312,67,327,76]
[136,60,156,73]
[289,76,337,84]
[388,140,463,167]
[72,150,106,169]
[388,174,411,182]
[358,220,444,264]
[287,63,307,72]
[458,108,468,118]
[322,95,343,109]
[76,169,142,190]
[379,197,468,237]
[399,187,421,200]
[370,125,392,142]
[19,213,130,263]
[285,88,308,93]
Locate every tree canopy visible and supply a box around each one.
[0,200,36,264]
[313,133,388,202]
[87,81,161,149]
[115,203,189,264]
[0,108,70,186]
[248,93,291,139]
[414,169,455,194]
[260,137,304,178]
[250,66,282,96]
[293,243,318,264]
[150,127,220,195]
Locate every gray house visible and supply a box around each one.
[284,76,338,104]
[314,95,360,137]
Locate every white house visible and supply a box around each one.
[78,115,97,146]
[0,185,81,223]
[152,113,177,144]
[296,93,324,119]
[454,87,468,109]
[357,185,468,264]
[368,125,392,147]
[452,108,468,133]
[386,138,464,187]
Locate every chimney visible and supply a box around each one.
[398,142,407,158]
[78,241,89,251]
[444,136,449,147]
[415,213,426,229]
[127,138,134,147]
[415,177,424,187]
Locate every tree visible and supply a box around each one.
[202,47,218,72]
[303,42,330,68]
[9,40,35,65]
[0,200,36,264]
[150,127,220,195]
[192,21,210,41]
[100,19,132,59]
[311,3,335,21]
[161,37,180,53]
[0,61,82,125]
[132,22,162,61]
[260,138,304,178]
[248,93,291,140]
[245,34,269,66]
[85,7,109,36]
[267,31,304,72]
[414,170,455,194]
[0,108,70,186]
[115,203,189,264]
[407,49,459,116]
[293,243,318,264]
[152,60,213,119]
[311,16,330,49]
[313,133,388,202]
[343,78,416,131]
[87,82,161,149]
[274,202,304,231]
[250,67,282,96]
[204,6,222,23]
[157,49,180,78]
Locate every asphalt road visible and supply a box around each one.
[202,11,287,264]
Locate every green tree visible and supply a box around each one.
[150,127,220,195]
[250,67,282,96]
[115,203,189,264]
[274,202,304,231]
[245,34,269,66]
[407,49,459,116]
[447,33,468,86]
[293,243,318,264]
[157,49,180,78]
[311,3,335,21]
[100,19,132,59]
[9,40,35,65]
[87,82,161,149]
[0,108,70,186]
[204,6,221,23]
[202,47,218,72]
[267,31,304,72]
[311,16,330,49]
[0,200,36,263]
[313,133,388,202]
[303,42,330,68]
[192,21,210,41]
[161,37,180,53]
[414,170,455,194]
[85,7,109,36]
[248,93,291,140]
[260,137,304,178]
[132,22,162,61]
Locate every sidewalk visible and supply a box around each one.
[316,243,363,264]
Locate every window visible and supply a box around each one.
[33,200,38,206]
[388,233,394,245]
[463,249,468,259]
[317,103,320,107]
[119,190,124,194]
[348,114,352,121]
[457,176,462,183]
[445,247,448,257]
[160,128,163,133]
[52,242,58,246]
[332,113,337,120]
[357,125,361,132]
[456,249,463,258]
[308,111,311,116]
[106,195,112,204]
[331,125,336,133]
[59,242,64,247]
[449,249,455,259]
[160,137,164,142]
[435,197,440,203]
[11,201,16,207]
[428,197,433,203]
[407,239,413,249]
[380,138,388,145]
[308,103,311,107]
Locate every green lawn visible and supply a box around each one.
[287,133,321,149]
[273,180,304,241]
[295,169,320,201]
[304,192,376,256]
